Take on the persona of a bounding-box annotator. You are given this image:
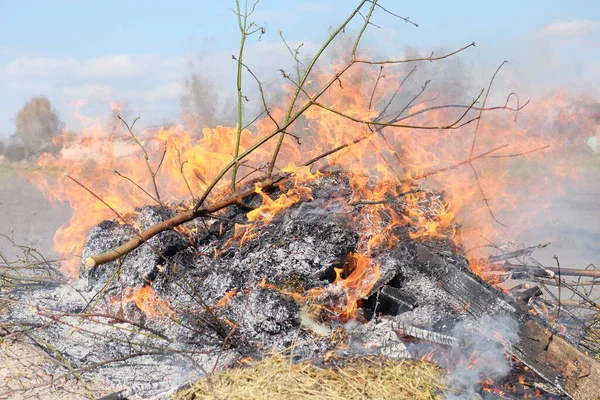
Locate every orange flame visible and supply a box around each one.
[247,184,314,224]
[116,285,174,320]
[258,253,379,320]
[333,253,380,319]
[26,59,597,290]
[215,288,239,308]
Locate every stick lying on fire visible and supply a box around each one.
[4,1,600,399]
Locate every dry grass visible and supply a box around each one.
[0,341,113,399]
[175,355,446,400]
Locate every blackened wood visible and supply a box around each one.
[416,245,600,400]
[381,285,416,312]
[416,245,516,319]
[512,319,600,400]
[514,286,543,303]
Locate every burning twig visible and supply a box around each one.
[175,146,196,202]
[377,65,417,119]
[65,176,234,344]
[349,189,424,206]
[114,170,159,204]
[368,66,385,110]
[491,262,600,278]
[406,144,549,182]
[465,62,512,227]
[67,175,169,266]
[488,242,551,263]
[469,61,508,159]
[9,2,600,398]
[118,116,164,204]
[86,134,547,268]
[83,181,273,267]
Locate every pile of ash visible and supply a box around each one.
[4,171,508,398]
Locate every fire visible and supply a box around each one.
[402,191,455,240]
[246,184,314,224]
[215,288,239,308]
[26,54,597,293]
[116,284,174,320]
[333,253,381,319]
[258,279,324,303]
[258,253,380,320]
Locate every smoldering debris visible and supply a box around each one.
[1,172,569,399]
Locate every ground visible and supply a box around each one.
[0,156,598,398]
[0,163,71,257]
[0,164,108,399]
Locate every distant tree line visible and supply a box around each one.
[0,96,63,161]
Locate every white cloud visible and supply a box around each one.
[1,54,185,79]
[539,19,600,37]
[0,46,24,58]
[83,55,140,78]
[3,57,78,76]
[143,83,183,100]
[62,84,114,99]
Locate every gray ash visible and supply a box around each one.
[3,171,512,398]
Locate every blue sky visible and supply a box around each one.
[1,0,599,139]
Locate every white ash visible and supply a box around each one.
[347,318,412,359]
[2,172,511,398]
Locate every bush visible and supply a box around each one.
[9,96,63,160]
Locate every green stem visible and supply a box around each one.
[232,0,248,193]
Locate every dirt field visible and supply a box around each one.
[0,165,72,258]
[0,166,101,399]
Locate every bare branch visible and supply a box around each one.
[118,116,162,204]
[369,1,419,27]
[114,170,159,204]
[368,66,385,110]
[469,61,507,158]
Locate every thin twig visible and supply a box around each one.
[370,1,419,27]
[469,61,507,158]
[114,170,159,204]
[175,147,196,202]
[368,66,385,110]
[469,163,507,227]
[349,190,424,206]
[118,116,162,204]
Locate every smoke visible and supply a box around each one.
[178,46,293,135]
[444,315,520,399]
[179,66,222,132]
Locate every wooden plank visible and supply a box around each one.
[416,245,600,400]
[513,319,600,400]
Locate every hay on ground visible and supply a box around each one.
[175,355,446,400]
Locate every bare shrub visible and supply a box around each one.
[10,96,63,159]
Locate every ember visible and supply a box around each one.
[115,284,174,320]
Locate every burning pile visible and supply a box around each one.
[3,1,600,398]
[3,168,595,399]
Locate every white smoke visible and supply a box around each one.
[445,315,520,399]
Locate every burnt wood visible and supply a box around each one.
[416,245,600,400]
